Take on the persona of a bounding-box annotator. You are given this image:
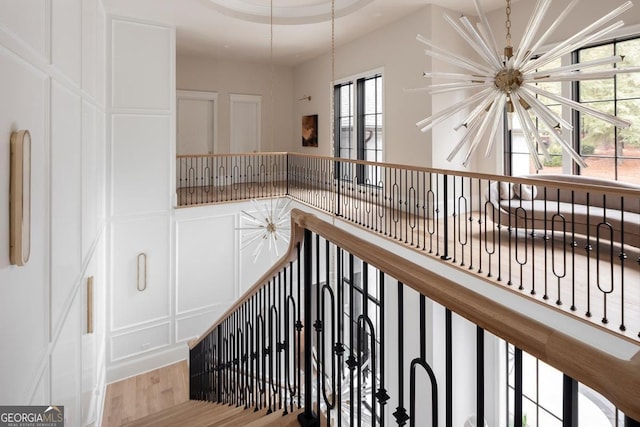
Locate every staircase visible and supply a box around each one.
[122,400,303,427]
[101,361,303,427]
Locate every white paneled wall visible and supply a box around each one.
[0,1,107,426]
[106,17,178,381]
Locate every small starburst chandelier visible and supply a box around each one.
[416,0,640,170]
[239,198,291,262]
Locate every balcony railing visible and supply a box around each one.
[177,153,640,342]
[189,209,640,426]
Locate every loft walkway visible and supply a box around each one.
[177,153,640,343]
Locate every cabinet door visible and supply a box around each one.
[111,216,170,330]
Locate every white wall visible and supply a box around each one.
[176,55,294,153]
[0,0,108,425]
[293,7,433,167]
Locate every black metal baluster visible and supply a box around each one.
[299,230,318,427]
[348,253,356,426]
[619,197,627,332]
[585,193,593,318]
[446,308,452,427]
[442,174,449,260]
[514,347,523,427]
[393,282,409,426]
[336,248,345,427]
[477,178,483,274]
[562,375,578,427]
[597,195,615,325]
[377,270,389,426]
[477,327,484,427]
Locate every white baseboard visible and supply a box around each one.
[105,345,188,384]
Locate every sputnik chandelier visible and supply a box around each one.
[239,198,292,262]
[416,0,639,170]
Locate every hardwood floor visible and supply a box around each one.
[102,361,189,426]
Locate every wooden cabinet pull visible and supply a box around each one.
[137,253,147,291]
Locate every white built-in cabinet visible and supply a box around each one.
[107,16,177,381]
[0,0,107,425]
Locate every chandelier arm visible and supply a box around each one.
[458,15,503,69]
[512,92,551,161]
[242,231,269,250]
[417,34,494,74]
[422,48,494,77]
[483,94,508,158]
[462,94,506,166]
[274,229,290,245]
[516,88,573,131]
[527,66,640,83]
[443,13,502,70]
[526,55,624,79]
[422,72,494,83]
[535,104,587,169]
[252,237,266,261]
[473,0,501,60]
[516,0,580,68]
[241,212,268,225]
[525,84,631,128]
[446,116,483,162]
[513,0,553,66]
[454,89,501,131]
[426,82,494,95]
[416,87,495,131]
[522,17,627,74]
[512,99,545,170]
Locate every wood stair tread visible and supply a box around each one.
[122,400,304,427]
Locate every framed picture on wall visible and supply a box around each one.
[302,114,318,147]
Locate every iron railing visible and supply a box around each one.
[176,153,287,206]
[189,209,640,426]
[177,153,640,342]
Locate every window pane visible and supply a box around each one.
[523,398,538,427]
[579,45,615,103]
[617,38,640,99]
[581,157,616,180]
[618,99,640,152]
[579,384,617,427]
[615,158,640,184]
[365,78,377,115]
[522,352,537,401]
[538,361,563,418]
[579,102,615,155]
[538,410,562,427]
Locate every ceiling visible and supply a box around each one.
[103,0,512,67]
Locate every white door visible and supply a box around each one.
[177,90,217,155]
[230,94,261,153]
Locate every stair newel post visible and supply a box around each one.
[298,229,319,427]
